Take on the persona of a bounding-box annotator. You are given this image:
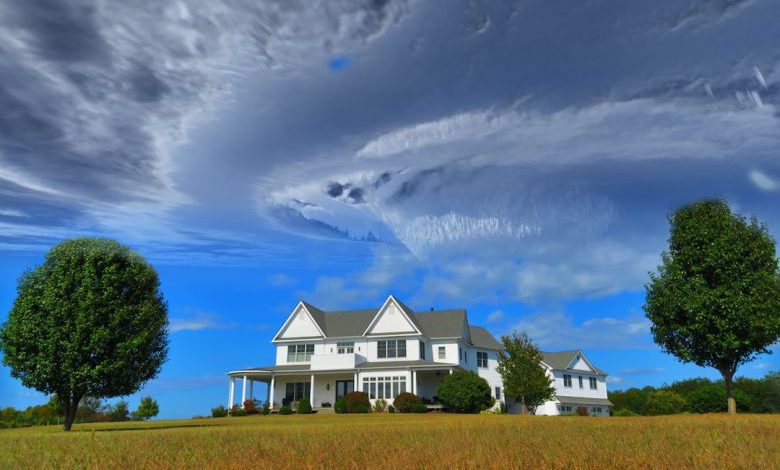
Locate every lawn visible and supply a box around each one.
[1,413,778,469]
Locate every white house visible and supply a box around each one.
[227,295,611,415]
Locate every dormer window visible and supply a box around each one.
[377,339,406,358]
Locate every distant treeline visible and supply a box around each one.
[608,371,779,416]
[1,395,158,428]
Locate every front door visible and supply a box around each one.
[335,380,354,400]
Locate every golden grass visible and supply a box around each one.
[1,413,778,469]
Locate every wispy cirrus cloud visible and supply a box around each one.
[169,311,235,333]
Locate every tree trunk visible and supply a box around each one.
[63,396,80,431]
[723,372,736,415]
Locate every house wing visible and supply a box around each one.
[272,301,326,340]
[542,350,607,375]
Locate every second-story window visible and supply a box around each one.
[420,341,426,360]
[287,344,314,362]
[589,377,597,390]
[563,374,572,387]
[578,376,583,388]
[477,351,488,368]
[337,342,354,354]
[438,346,446,360]
[377,339,406,358]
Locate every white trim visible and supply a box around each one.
[361,295,422,337]
[271,301,326,342]
[566,350,599,373]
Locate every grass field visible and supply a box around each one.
[1,413,778,469]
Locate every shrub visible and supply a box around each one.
[297,398,313,414]
[211,405,228,418]
[613,408,637,417]
[334,397,348,414]
[387,405,396,413]
[393,393,423,413]
[261,401,270,415]
[278,406,293,415]
[410,403,428,413]
[373,399,387,413]
[344,391,370,413]
[243,399,257,415]
[686,385,751,413]
[230,407,247,417]
[575,407,589,416]
[352,405,370,413]
[437,371,495,413]
[644,391,686,415]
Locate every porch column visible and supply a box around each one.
[228,376,235,409]
[241,375,248,407]
[269,375,275,409]
[411,370,417,395]
[249,380,254,400]
[310,374,315,406]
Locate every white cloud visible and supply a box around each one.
[0,208,28,218]
[169,312,234,332]
[617,367,666,375]
[268,273,296,288]
[511,311,653,350]
[486,310,505,323]
[748,169,779,191]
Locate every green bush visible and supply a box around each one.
[387,405,396,413]
[644,390,686,415]
[243,399,258,415]
[687,385,751,413]
[344,391,370,413]
[437,371,495,413]
[229,407,247,417]
[278,406,293,415]
[613,408,637,417]
[410,402,428,413]
[393,393,423,413]
[297,398,313,414]
[334,397,348,414]
[211,405,228,418]
[352,405,370,413]
[261,401,270,415]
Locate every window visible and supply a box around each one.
[362,376,406,399]
[563,374,572,387]
[593,407,602,414]
[337,342,354,354]
[377,340,406,358]
[284,382,311,404]
[589,377,597,390]
[438,346,446,360]
[420,341,426,360]
[459,347,463,361]
[464,349,468,363]
[562,405,572,413]
[477,351,488,368]
[495,386,501,400]
[287,344,314,362]
[578,376,583,388]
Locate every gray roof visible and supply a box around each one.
[555,396,613,406]
[468,326,503,350]
[234,360,462,375]
[292,299,500,349]
[542,350,607,375]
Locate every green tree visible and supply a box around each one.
[134,396,159,420]
[608,387,653,415]
[496,331,555,414]
[0,238,169,431]
[686,385,750,413]
[437,370,495,413]
[644,200,780,414]
[643,390,686,415]
[107,401,130,422]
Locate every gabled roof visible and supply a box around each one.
[275,297,501,349]
[541,350,607,375]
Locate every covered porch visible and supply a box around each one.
[228,362,462,411]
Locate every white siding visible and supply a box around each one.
[476,349,502,410]
[366,302,418,335]
[276,305,322,339]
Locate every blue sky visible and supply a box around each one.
[1,0,779,418]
